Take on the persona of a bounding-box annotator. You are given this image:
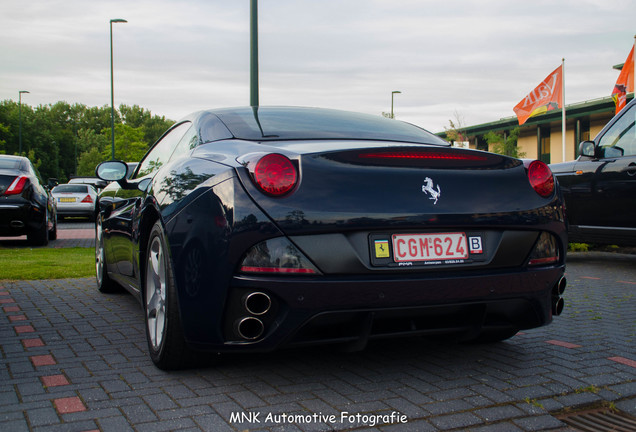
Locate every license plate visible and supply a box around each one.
[392,232,468,262]
[59,197,76,203]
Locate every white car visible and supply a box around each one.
[51,183,98,220]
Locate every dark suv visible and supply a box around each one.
[550,98,636,246]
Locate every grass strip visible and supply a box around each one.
[0,247,94,280]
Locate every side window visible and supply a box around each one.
[29,162,44,186]
[598,104,636,157]
[169,125,199,162]
[136,122,191,178]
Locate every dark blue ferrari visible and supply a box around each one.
[95,107,567,369]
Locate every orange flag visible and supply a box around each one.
[611,45,634,115]
[513,65,563,125]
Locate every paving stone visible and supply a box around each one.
[193,413,233,432]
[475,404,525,422]
[97,415,136,432]
[120,403,159,423]
[512,414,566,431]
[26,406,59,427]
[429,412,483,430]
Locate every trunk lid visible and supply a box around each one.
[236,143,553,235]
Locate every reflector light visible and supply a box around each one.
[240,266,316,274]
[81,195,93,203]
[359,151,488,161]
[253,153,297,196]
[5,176,28,195]
[239,237,320,276]
[528,232,559,266]
[526,160,554,198]
[528,256,559,266]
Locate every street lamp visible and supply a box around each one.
[391,90,401,119]
[110,18,127,160]
[18,90,29,156]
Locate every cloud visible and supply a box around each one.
[1,0,635,131]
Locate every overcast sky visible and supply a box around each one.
[1,0,635,133]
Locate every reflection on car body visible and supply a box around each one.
[94,106,567,370]
[551,98,636,246]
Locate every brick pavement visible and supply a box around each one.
[0,252,635,431]
[0,221,95,249]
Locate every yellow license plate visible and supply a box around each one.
[59,197,76,203]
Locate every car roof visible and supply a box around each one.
[187,106,449,146]
[0,155,28,171]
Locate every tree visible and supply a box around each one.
[77,147,106,177]
[75,128,109,176]
[444,110,467,144]
[0,99,174,181]
[485,127,525,158]
[120,104,174,145]
[0,123,9,154]
[102,123,149,162]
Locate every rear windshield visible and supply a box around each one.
[211,107,449,146]
[52,185,90,193]
[0,158,23,170]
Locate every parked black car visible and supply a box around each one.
[0,154,57,245]
[551,98,636,246]
[95,106,567,370]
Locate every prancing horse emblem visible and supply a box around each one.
[422,177,441,204]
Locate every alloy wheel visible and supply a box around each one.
[146,235,167,350]
[95,218,105,285]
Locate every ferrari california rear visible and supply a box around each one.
[94,107,567,369]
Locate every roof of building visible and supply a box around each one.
[439,93,633,137]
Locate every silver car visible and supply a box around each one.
[51,183,97,220]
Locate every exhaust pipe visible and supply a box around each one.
[557,277,566,296]
[552,297,564,316]
[236,317,265,340]
[244,292,271,316]
[551,277,566,316]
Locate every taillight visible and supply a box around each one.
[5,176,29,195]
[525,160,554,198]
[252,153,298,196]
[81,195,93,203]
[359,151,488,161]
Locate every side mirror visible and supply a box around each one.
[579,141,596,158]
[96,160,128,182]
[603,146,624,158]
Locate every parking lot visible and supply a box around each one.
[0,223,635,431]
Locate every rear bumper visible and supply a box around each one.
[56,202,95,217]
[0,201,44,236]
[186,265,564,352]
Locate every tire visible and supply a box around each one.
[95,216,119,293]
[48,212,57,240]
[27,209,49,246]
[144,221,193,370]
